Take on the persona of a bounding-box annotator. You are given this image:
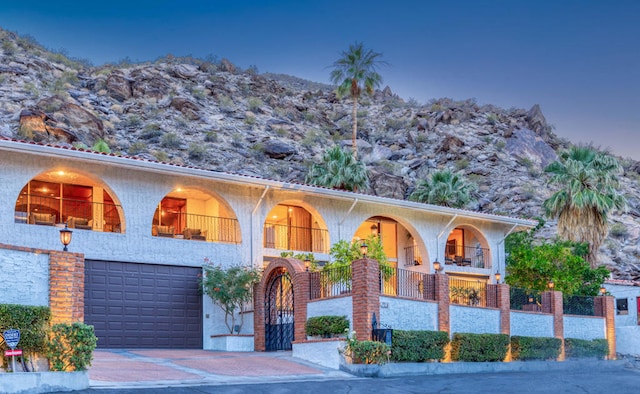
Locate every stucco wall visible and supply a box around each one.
[450,305,500,335]
[307,297,353,329]
[510,311,554,338]
[0,249,49,306]
[616,326,640,356]
[379,296,438,331]
[563,316,605,340]
[604,283,639,327]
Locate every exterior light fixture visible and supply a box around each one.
[494,271,501,284]
[370,224,379,235]
[59,223,73,252]
[599,286,606,296]
[433,260,441,273]
[360,241,368,258]
[547,280,555,290]
[304,259,310,271]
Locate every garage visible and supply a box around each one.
[84,260,202,348]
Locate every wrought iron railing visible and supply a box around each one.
[309,266,352,300]
[403,245,423,267]
[381,267,433,300]
[444,245,490,268]
[449,278,487,307]
[510,287,543,312]
[153,212,240,243]
[263,223,329,253]
[15,194,122,232]
[563,295,595,316]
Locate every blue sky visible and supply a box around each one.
[2,0,639,160]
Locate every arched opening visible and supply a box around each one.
[151,187,240,243]
[14,169,124,232]
[263,267,295,351]
[263,203,328,255]
[443,226,490,269]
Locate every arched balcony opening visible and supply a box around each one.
[263,204,329,255]
[444,226,490,269]
[151,188,240,243]
[14,170,124,233]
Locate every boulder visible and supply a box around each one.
[170,64,199,79]
[106,73,132,102]
[263,139,297,159]
[170,97,200,120]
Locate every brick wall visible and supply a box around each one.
[594,296,616,359]
[351,258,380,341]
[49,251,85,325]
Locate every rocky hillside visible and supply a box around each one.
[1,28,639,280]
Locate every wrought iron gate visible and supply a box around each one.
[264,269,294,351]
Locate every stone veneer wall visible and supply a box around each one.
[449,305,500,335]
[379,296,438,331]
[0,247,49,306]
[510,311,554,337]
[563,315,606,340]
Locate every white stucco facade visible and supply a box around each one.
[379,296,438,331]
[604,282,640,356]
[510,311,554,338]
[450,305,500,335]
[0,248,49,306]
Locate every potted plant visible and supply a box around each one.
[200,261,261,350]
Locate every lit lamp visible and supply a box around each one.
[433,260,441,273]
[59,223,73,252]
[304,259,311,272]
[547,280,555,290]
[599,286,606,296]
[360,241,368,258]
[494,271,501,284]
[370,224,379,236]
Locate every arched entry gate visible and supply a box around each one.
[264,268,294,351]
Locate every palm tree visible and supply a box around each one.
[330,42,385,158]
[306,145,369,192]
[409,169,476,208]
[543,146,627,267]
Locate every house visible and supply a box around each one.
[0,136,613,355]
[604,279,640,356]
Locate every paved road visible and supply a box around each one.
[69,367,640,393]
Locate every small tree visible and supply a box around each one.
[200,262,261,334]
[325,235,393,280]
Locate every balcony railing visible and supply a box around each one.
[444,245,490,268]
[403,245,423,267]
[309,266,352,300]
[15,194,122,232]
[380,267,436,301]
[153,212,240,243]
[449,278,487,307]
[263,223,329,253]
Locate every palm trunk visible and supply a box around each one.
[352,96,358,159]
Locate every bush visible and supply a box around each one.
[564,338,609,359]
[391,330,449,362]
[305,316,349,338]
[510,336,561,361]
[161,132,182,148]
[450,333,509,362]
[46,322,98,371]
[342,331,390,365]
[0,304,51,369]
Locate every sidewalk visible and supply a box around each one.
[89,349,356,389]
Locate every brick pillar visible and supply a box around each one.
[293,271,310,343]
[351,258,380,341]
[434,273,450,334]
[542,290,564,360]
[253,281,265,351]
[49,251,85,325]
[495,284,511,335]
[595,296,616,359]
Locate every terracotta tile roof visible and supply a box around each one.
[605,279,640,287]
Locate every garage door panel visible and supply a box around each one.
[85,260,202,349]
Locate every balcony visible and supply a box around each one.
[403,245,423,267]
[152,212,240,243]
[15,194,122,232]
[263,223,329,253]
[444,245,490,269]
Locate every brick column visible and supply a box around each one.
[434,273,450,334]
[594,296,616,359]
[253,281,265,351]
[542,290,564,360]
[293,270,310,343]
[495,284,511,335]
[351,258,380,341]
[49,251,85,325]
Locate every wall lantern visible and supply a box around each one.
[59,223,73,252]
[547,280,555,290]
[370,224,379,236]
[304,259,311,271]
[360,241,368,258]
[494,271,501,283]
[599,286,607,296]
[433,260,441,273]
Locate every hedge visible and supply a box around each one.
[511,336,561,361]
[564,338,609,359]
[450,333,510,362]
[391,330,449,362]
[305,315,349,337]
[0,304,51,371]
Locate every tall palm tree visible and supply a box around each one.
[306,145,369,192]
[330,42,385,158]
[409,169,476,208]
[543,146,627,267]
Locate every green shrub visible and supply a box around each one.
[342,331,390,365]
[161,132,182,148]
[92,139,111,153]
[510,336,561,361]
[46,322,98,371]
[609,222,628,238]
[564,338,609,359]
[247,97,263,112]
[390,330,449,362]
[128,141,147,155]
[305,316,349,338]
[450,333,509,362]
[188,143,207,160]
[0,304,51,362]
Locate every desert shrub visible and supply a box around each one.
[510,336,561,361]
[161,132,182,148]
[609,222,628,238]
[46,322,97,371]
[390,330,449,362]
[153,150,169,162]
[386,117,408,131]
[92,139,111,153]
[126,115,143,128]
[2,40,17,55]
[450,333,509,362]
[305,316,349,338]
[188,143,207,160]
[244,115,256,126]
[128,141,147,155]
[204,131,219,142]
[486,113,498,125]
[247,97,263,112]
[564,338,609,359]
[454,158,469,170]
[495,140,506,151]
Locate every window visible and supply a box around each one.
[616,298,628,315]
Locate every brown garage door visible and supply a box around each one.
[84,260,202,348]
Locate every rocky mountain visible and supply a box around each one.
[1,27,639,280]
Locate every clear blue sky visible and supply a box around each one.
[2,0,639,160]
